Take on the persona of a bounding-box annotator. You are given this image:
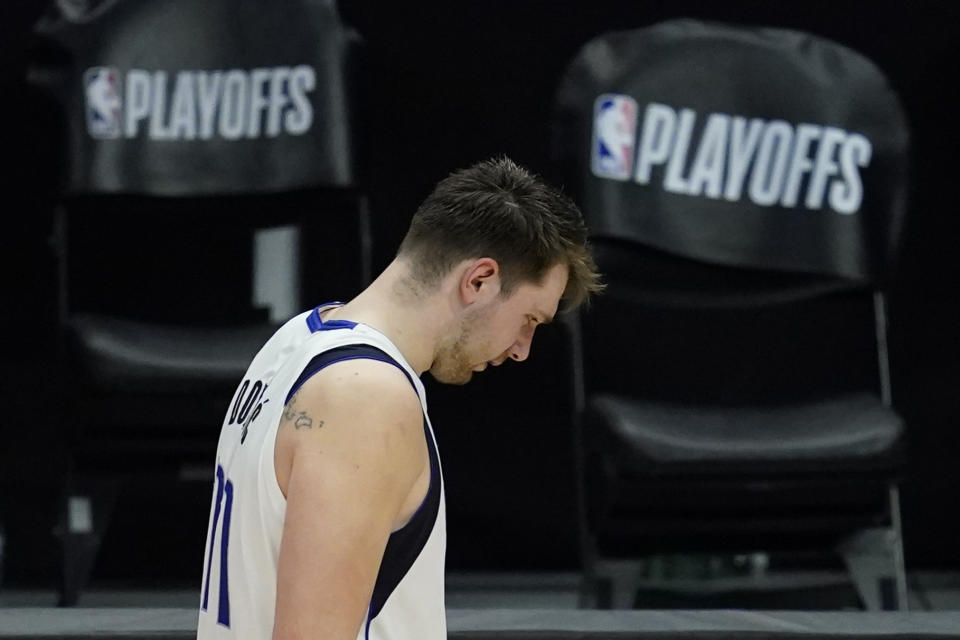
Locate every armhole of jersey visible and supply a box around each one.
[285,344,417,406]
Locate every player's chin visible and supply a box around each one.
[429,365,474,386]
[436,373,473,386]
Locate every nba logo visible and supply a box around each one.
[591,94,638,180]
[84,67,122,139]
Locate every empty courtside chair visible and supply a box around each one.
[554,20,910,610]
[28,0,366,605]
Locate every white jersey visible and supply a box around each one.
[197,304,446,640]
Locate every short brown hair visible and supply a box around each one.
[397,157,603,310]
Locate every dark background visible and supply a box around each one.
[1,0,958,588]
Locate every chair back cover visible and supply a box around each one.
[31,0,359,195]
[555,19,909,282]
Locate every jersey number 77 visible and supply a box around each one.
[202,464,234,627]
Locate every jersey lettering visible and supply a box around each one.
[228,379,269,444]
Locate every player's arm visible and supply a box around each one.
[271,359,427,640]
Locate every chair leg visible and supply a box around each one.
[837,484,908,611]
[578,535,645,609]
[58,501,99,608]
[0,520,6,591]
[577,532,601,609]
[578,561,599,608]
[55,478,121,607]
[888,483,909,610]
[595,558,645,609]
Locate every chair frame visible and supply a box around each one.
[568,284,908,611]
[50,191,372,606]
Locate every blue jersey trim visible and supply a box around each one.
[368,414,441,622]
[285,349,414,406]
[306,303,357,332]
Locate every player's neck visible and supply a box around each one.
[326,259,454,376]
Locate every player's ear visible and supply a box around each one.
[459,257,500,305]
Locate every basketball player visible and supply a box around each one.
[196,157,602,640]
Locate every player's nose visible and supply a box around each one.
[507,337,531,363]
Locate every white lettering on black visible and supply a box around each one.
[624,102,873,215]
[113,66,317,141]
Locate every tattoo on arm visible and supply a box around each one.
[282,390,323,430]
[294,414,315,430]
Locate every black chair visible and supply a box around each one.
[554,20,910,610]
[28,0,367,605]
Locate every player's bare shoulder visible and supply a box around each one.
[273,358,426,499]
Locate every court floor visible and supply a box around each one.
[1,570,958,611]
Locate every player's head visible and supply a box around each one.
[397,156,601,311]
[397,157,603,384]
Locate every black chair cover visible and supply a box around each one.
[555,19,909,282]
[31,0,359,195]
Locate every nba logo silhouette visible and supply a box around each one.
[84,67,122,139]
[592,94,638,180]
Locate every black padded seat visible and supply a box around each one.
[68,314,278,393]
[588,393,904,475]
